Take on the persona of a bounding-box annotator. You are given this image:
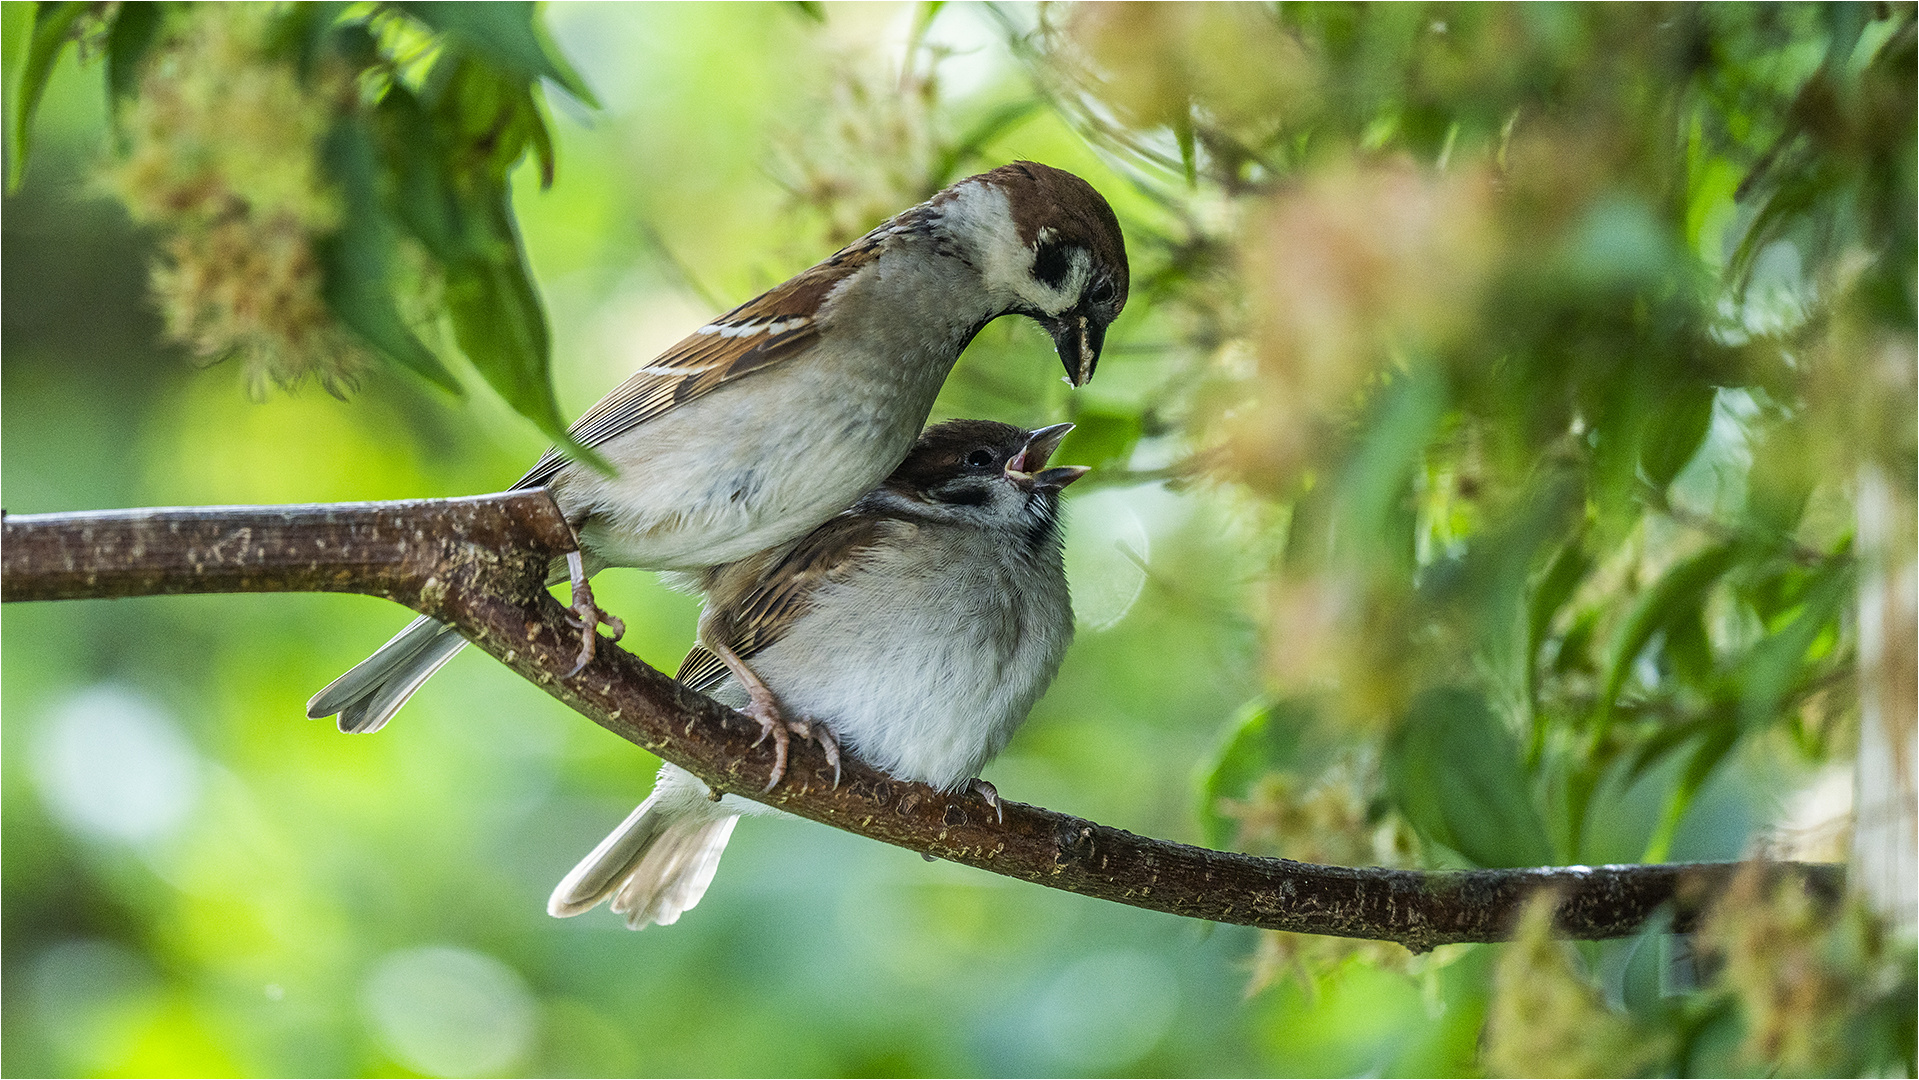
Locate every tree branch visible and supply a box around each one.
[1,495,1844,952]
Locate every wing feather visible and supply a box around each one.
[672,515,901,696]
[717,515,895,661]
[512,231,897,491]
[675,646,731,694]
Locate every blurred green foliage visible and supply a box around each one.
[1019,2,1914,1073]
[3,2,1914,1077]
[8,0,602,461]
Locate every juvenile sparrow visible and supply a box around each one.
[547,419,1086,929]
[307,162,1126,736]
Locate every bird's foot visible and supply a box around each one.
[562,551,625,677]
[785,717,842,788]
[752,708,841,791]
[969,778,1003,824]
[746,690,792,792]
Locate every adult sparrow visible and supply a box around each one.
[548,419,1086,929]
[307,163,1126,735]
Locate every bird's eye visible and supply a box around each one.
[1088,277,1116,306]
[966,449,995,468]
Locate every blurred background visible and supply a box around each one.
[3,3,1912,1077]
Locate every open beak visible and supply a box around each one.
[1046,312,1106,388]
[1005,423,1089,491]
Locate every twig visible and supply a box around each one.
[0,495,1845,952]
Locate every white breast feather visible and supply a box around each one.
[742,521,1073,790]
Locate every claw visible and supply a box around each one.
[761,715,839,789]
[970,778,1002,824]
[562,550,623,677]
[749,700,792,792]
[566,629,597,678]
[809,721,842,788]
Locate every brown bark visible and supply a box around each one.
[1,494,1844,952]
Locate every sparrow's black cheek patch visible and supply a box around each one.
[1032,240,1074,292]
[935,483,992,507]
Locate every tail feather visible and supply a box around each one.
[609,817,738,928]
[307,616,467,733]
[549,764,741,930]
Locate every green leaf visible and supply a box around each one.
[436,56,542,181]
[372,85,465,261]
[1641,382,1716,491]
[269,2,356,75]
[317,122,461,394]
[442,217,608,473]
[104,0,163,103]
[1336,364,1447,568]
[1663,608,1715,686]
[1736,559,1851,731]
[1728,161,1832,294]
[1623,710,1718,783]
[1745,422,1817,542]
[1,2,34,131]
[1,3,30,85]
[525,81,556,190]
[6,1,89,192]
[398,1,599,107]
[1385,688,1555,868]
[1596,541,1741,734]
[1640,723,1737,863]
[399,55,599,470]
[1553,608,1599,675]
[912,1,945,38]
[1526,532,1593,761]
[1193,698,1306,850]
[1528,535,1593,676]
[788,1,827,23]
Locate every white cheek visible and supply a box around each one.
[937,184,1026,299]
[935,186,1091,317]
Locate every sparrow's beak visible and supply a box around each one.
[1005,423,1089,491]
[1046,312,1106,388]
[1033,464,1090,491]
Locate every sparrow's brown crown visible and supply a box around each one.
[979,161,1130,309]
[950,161,1127,386]
[878,419,1085,516]
[888,419,1031,492]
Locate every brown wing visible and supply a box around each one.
[723,515,897,657]
[512,233,894,491]
[675,645,731,694]
[671,514,901,698]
